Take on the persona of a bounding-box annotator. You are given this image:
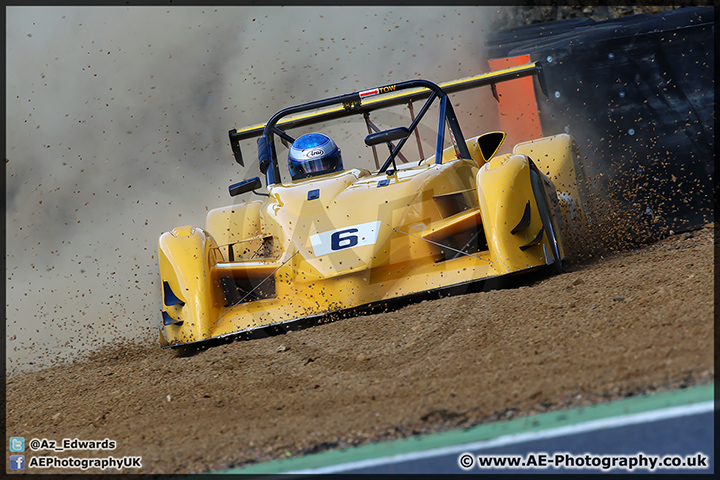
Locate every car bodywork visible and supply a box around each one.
[158,62,588,348]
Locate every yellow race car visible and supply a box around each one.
[158,62,588,348]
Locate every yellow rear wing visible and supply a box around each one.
[230,62,546,143]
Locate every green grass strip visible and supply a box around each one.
[213,383,714,475]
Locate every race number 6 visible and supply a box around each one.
[309,221,380,257]
[331,228,359,250]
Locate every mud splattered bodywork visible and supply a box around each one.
[158,63,589,347]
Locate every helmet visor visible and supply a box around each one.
[289,150,343,180]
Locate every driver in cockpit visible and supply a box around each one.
[287,133,344,180]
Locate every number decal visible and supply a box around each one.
[331,228,359,251]
[309,221,381,257]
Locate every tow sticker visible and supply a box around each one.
[359,88,379,98]
[359,85,397,99]
[309,221,382,257]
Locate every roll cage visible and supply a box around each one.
[228,62,546,188]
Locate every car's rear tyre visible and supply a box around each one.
[530,169,563,274]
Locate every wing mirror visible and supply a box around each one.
[229,177,262,197]
[364,127,411,147]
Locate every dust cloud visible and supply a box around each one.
[6,6,502,373]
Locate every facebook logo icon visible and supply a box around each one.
[10,455,25,470]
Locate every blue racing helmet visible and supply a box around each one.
[288,133,343,180]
